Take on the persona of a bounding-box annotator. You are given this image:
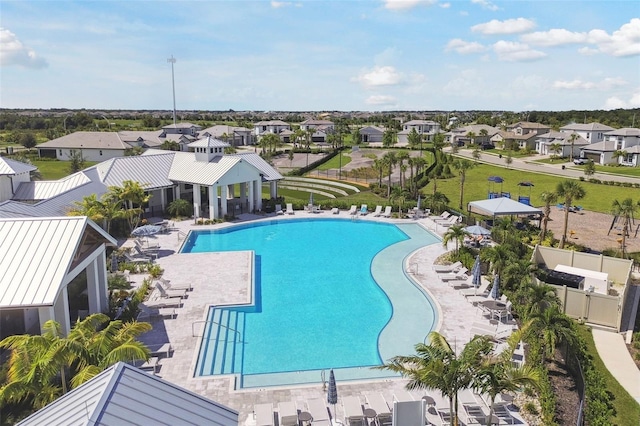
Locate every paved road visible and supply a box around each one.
[450,149,640,185]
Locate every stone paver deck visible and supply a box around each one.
[125,211,524,425]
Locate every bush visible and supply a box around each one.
[523,401,539,415]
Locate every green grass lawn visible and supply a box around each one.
[576,326,640,425]
[32,159,98,180]
[423,162,638,214]
[317,152,352,170]
[595,165,640,177]
[530,157,569,165]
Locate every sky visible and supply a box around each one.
[1,0,639,112]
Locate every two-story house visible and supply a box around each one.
[559,122,614,145]
[199,125,254,147]
[254,120,291,142]
[535,131,588,158]
[299,119,335,144]
[445,124,499,147]
[397,120,441,144]
[580,128,640,165]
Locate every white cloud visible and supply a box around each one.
[603,89,640,109]
[353,66,402,88]
[445,39,486,54]
[492,41,546,61]
[588,18,640,57]
[521,28,587,46]
[442,69,483,96]
[439,2,451,8]
[382,0,436,10]
[271,1,290,8]
[471,0,499,11]
[554,77,627,91]
[365,94,397,105]
[578,46,599,56]
[472,18,536,35]
[0,28,48,69]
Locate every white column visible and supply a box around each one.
[270,181,277,199]
[227,184,235,199]
[193,184,201,218]
[160,188,166,211]
[239,182,247,204]
[248,181,255,212]
[254,180,262,212]
[54,287,71,335]
[209,185,218,220]
[175,184,181,200]
[86,251,108,314]
[220,185,228,217]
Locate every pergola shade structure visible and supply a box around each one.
[467,197,543,220]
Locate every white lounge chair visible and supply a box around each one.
[438,216,460,227]
[278,401,298,426]
[365,393,391,426]
[460,280,490,297]
[158,277,192,292]
[372,205,383,217]
[306,398,331,426]
[275,204,284,215]
[124,252,152,264]
[432,211,451,221]
[359,204,368,215]
[286,203,294,215]
[154,282,186,299]
[342,396,364,425]
[331,207,339,214]
[438,267,468,281]
[255,402,275,426]
[143,297,183,309]
[393,389,415,402]
[433,261,463,273]
[348,205,357,215]
[381,206,392,218]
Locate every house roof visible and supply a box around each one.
[605,127,640,137]
[0,216,116,308]
[117,130,164,147]
[0,157,37,175]
[580,140,619,152]
[537,131,588,146]
[161,122,202,130]
[37,132,131,150]
[200,125,251,138]
[17,362,238,426]
[560,122,615,132]
[254,120,289,126]
[507,121,550,130]
[467,197,542,217]
[359,125,385,133]
[403,120,438,125]
[301,119,334,125]
[13,172,92,201]
[450,125,500,135]
[188,136,230,149]
[96,153,175,190]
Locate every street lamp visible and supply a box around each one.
[167,55,177,126]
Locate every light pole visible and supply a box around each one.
[167,55,177,126]
[100,115,111,130]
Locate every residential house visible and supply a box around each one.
[397,120,441,144]
[254,120,291,142]
[17,362,238,426]
[0,216,116,337]
[37,132,133,161]
[506,121,550,137]
[0,157,37,202]
[358,125,385,143]
[490,130,538,151]
[160,122,202,137]
[199,124,254,146]
[580,128,640,165]
[535,131,588,158]
[299,119,335,143]
[559,122,614,145]
[445,124,500,146]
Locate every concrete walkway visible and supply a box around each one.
[591,329,640,404]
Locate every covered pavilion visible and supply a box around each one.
[467,197,543,223]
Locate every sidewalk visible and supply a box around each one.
[591,328,640,404]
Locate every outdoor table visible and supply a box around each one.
[480,300,506,320]
[363,408,377,423]
[298,411,312,426]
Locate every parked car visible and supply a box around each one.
[573,158,587,165]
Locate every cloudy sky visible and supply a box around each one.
[1,0,639,112]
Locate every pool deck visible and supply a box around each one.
[127,210,523,424]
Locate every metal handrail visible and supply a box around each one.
[192,320,242,343]
[177,230,187,241]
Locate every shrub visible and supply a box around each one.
[147,264,164,279]
[523,401,539,415]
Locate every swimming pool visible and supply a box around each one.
[183,218,439,387]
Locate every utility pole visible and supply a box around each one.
[167,55,177,126]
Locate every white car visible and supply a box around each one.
[573,158,587,165]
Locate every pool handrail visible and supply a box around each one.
[192,319,242,342]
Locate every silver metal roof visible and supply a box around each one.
[188,136,230,148]
[37,132,130,150]
[0,157,37,175]
[0,216,116,308]
[168,152,242,185]
[13,172,91,201]
[234,152,283,181]
[96,154,174,189]
[17,362,238,426]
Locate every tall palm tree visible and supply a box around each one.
[556,180,586,249]
[453,159,475,210]
[481,244,515,281]
[383,151,397,198]
[425,191,449,214]
[612,149,627,165]
[105,180,151,232]
[492,216,515,244]
[373,158,385,188]
[466,131,476,147]
[568,132,579,162]
[527,305,576,360]
[549,143,562,159]
[611,198,637,258]
[68,194,123,234]
[539,191,558,242]
[377,331,493,426]
[442,224,469,256]
[396,151,410,188]
[513,282,560,319]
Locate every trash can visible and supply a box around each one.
[499,154,502,159]
[562,165,566,170]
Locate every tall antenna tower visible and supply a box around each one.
[167,55,177,126]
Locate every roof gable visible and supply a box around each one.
[0,157,37,175]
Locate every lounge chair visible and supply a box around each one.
[143,297,183,309]
[134,244,158,260]
[438,216,460,227]
[137,356,160,374]
[342,396,364,425]
[433,261,463,273]
[432,211,451,221]
[372,205,383,217]
[255,402,275,426]
[359,204,368,215]
[137,305,176,320]
[438,267,468,281]
[348,205,357,215]
[278,401,298,426]
[149,343,173,358]
[155,282,186,299]
[491,403,515,424]
[393,389,415,402]
[286,203,294,215]
[306,398,331,426]
[365,393,391,426]
[460,390,489,425]
[381,206,392,218]
[158,277,192,292]
[331,207,339,214]
[460,281,490,297]
[124,252,152,264]
[275,204,284,215]
[135,238,160,250]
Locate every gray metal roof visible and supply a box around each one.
[0,157,37,175]
[168,152,243,185]
[37,132,130,150]
[560,122,615,132]
[17,362,238,426]
[235,152,283,181]
[96,154,174,190]
[0,216,116,308]
[188,136,230,148]
[254,120,290,126]
[162,122,202,130]
[13,172,91,201]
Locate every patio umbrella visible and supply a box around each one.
[327,369,338,420]
[111,253,119,273]
[309,192,314,206]
[490,274,501,300]
[471,255,481,295]
[417,194,421,210]
[131,224,162,237]
[463,225,491,236]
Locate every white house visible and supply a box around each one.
[559,122,614,145]
[37,132,133,161]
[580,128,640,165]
[0,157,37,202]
[506,121,550,137]
[299,119,335,143]
[490,131,538,151]
[397,120,441,144]
[199,124,253,146]
[160,122,202,137]
[358,125,385,143]
[254,120,291,141]
[535,131,588,157]
[0,216,116,337]
[445,125,500,146]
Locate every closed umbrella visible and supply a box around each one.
[417,194,421,210]
[490,275,500,300]
[111,253,119,273]
[327,369,338,421]
[471,255,481,295]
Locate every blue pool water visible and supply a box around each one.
[183,219,438,386]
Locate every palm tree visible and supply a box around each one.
[492,216,515,244]
[472,146,482,162]
[612,149,627,165]
[442,224,469,256]
[466,131,477,147]
[68,194,123,234]
[105,180,151,232]
[473,329,542,426]
[549,143,562,160]
[425,191,449,214]
[568,133,579,162]
[539,191,558,242]
[513,282,560,319]
[556,180,586,249]
[373,158,385,188]
[382,151,397,198]
[396,151,410,188]
[611,198,638,258]
[527,305,576,360]
[453,159,475,210]
[482,244,515,281]
[377,332,493,426]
